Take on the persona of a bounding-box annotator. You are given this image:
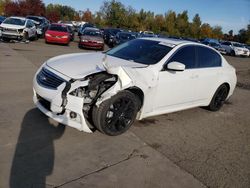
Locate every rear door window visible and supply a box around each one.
[196,46,221,68]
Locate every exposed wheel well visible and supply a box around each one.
[126,87,144,110]
[223,83,230,93]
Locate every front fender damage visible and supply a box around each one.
[62,64,157,132]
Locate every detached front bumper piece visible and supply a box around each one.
[33,67,93,133]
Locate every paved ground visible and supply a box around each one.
[0,38,250,188]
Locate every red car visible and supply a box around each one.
[79,27,104,50]
[45,24,71,45]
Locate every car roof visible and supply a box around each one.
[84,27,99,31]
[51,23,67,26]
[141,37,197,46]
[9,16,26,20]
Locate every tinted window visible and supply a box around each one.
[3,18,25,26]
[27,20,34,28]
[118,33,135,40]
[49,25,68,32]
[196,46,221,68]
[83,29,102,36]
[27,16,44,24]
[107,39,173,65]
[222,42,231,46]
[233,43,244,47]
[168,46,196,69]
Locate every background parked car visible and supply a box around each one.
[202,41,226,54]
[26,16,49,38]
[221,41,250,57]
[113,31,136,46]
[140,31,156,38]
[78,23,96,36]
[58,20,77,31]
[78,27,104,50]
[0,16,37,41]
[243,44,250,51]
[0,16,6,24]
[45,23,71,45]
[66,25,75,41]
[103,28,123,46]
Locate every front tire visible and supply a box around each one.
[207,84,229,111]
[92,91,139,136]
[230,50,235,56]
[22,32,29,41]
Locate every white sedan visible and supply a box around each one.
[0,16,37,41]
[33,38,237,136]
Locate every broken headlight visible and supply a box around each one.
[70,87,86,98]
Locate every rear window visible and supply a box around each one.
[196,46,221,68]
[49,25,68,32]
[107,39,173,65]
[3,18,25,26]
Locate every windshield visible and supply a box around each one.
[106,39,173,65]
[3,18,25,26]
[210,43,220,47]
[119,33,135,40]
[49,25,68,32]
[233,43,244,48]
[83,30,101,36]
[27,17,44,24]
[110,29,121,35]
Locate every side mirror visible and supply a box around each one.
[166,62,185,71]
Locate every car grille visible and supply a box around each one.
[36,68,65,89]
[3,28,17,33]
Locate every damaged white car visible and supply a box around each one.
[33,38,237,136]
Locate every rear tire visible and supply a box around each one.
[207,84,229,111]
[92,91,139,136]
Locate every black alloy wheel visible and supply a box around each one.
[92,91,139,136]
[207,84,229,111]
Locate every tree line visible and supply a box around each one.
[0,0,249,44]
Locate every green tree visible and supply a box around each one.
[176,11,190,37]
[190,14,201,38]
[100,0,126,27]
[165,10,178,36]
[212,26,223,39]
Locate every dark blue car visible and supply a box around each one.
[113,32,137,46]
[0,16,6,24]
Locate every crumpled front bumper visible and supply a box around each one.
[33,67,93,133]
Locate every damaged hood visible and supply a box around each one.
[46,52,147,79]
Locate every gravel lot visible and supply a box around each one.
[1,38,250,188]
